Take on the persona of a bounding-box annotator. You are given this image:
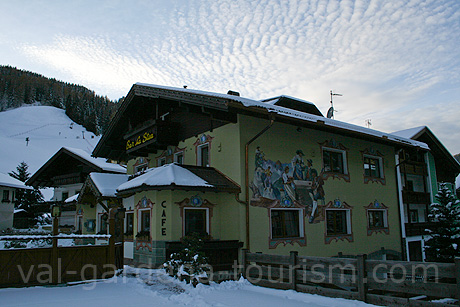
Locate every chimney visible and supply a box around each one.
[227,90,240,96]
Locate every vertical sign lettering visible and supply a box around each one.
[161,201,167,236]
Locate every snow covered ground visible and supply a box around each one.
[0,267,375,307]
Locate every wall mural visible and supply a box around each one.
[250,146,326,223]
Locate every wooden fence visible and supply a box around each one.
[242,250,460,306]
[0,235,123,288]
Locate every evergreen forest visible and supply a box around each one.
[0,65,121,135]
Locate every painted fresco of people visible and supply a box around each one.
[282,166,296,202]
[255,146,265,170]
[291,150,305,180]
[307,163,325,223]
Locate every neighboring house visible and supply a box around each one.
[92,83,429,267]
[392,126,460,261]
[26,147,126,229]
[0,173,33,230]
[76,172,130,255]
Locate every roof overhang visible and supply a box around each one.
[94,84,429,161]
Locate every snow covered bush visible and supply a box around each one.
[425,183,460,262]
[164,232,210,285]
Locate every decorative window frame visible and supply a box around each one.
[174,151,184,164]
[176,195,215,239]
[133,157,150,174]
[183,207,210,236]
[269,208,306,247]
[194,134,214,167]
[320,139,350,182]
[157,157,166,167]
[361,148,385,185]
[157,146,186,166]
[365,200,389,236]
[324,199,353,244]
[135,196,154,249]
[262,201,307,249]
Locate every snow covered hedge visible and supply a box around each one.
[164,233,210,286]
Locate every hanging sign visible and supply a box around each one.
[125,126,157,152]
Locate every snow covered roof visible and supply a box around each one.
[136,83,428,149]
[62,147,126,173]
[393,126,460,178]
[117,163,240,194]
[392,126,426,139]
[27,147,126,187]
[232,97,429,150]
[117,163,212,192]
[0,173,33,190]
[64,193,79,203]
[89,173,129,197]
[94,83,429,161]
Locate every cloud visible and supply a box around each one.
[14,0,460,153]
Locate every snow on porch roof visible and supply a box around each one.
[116,163,240,194]
[89,173,129,197]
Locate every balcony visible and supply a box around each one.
[405,222,436,237]
[165,240,243,271]
[402,191,431,204]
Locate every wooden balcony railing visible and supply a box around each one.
[405,222,436,237]
[402,191,431,204]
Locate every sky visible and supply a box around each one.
[1,0,459,155]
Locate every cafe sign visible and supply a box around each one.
[125,126,157,152]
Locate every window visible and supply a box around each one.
[410,210,419,223]
[2,190,10,202]
[198,144,209,166]
[140,210,150,233]
[99,213,108,234]
[184,208,208,236]
[125,212,134,235]
[76,215,83,232]
[135,164,148,173]
[326,210,349,235]
[323,149,346,174]
[368,210,386,229]
[157,157,166,167]
[364,156,382,178]
[174,152,184,164]
[365,201,389,235]
[270,209,302,238]
[62,192,69,201]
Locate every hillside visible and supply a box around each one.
[0,65,120,135]
[0,105,100,177]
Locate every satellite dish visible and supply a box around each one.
[327,107,334,119]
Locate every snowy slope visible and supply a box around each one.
[0,105,100,175]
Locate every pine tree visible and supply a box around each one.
[9,162,43,212]
[425,183,460,262]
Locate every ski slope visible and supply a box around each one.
[0,105,101,176]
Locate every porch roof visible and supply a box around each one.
[116,163,240,195]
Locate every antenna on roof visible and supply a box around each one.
[327,90,342,119]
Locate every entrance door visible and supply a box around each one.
[408,241,423,261]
